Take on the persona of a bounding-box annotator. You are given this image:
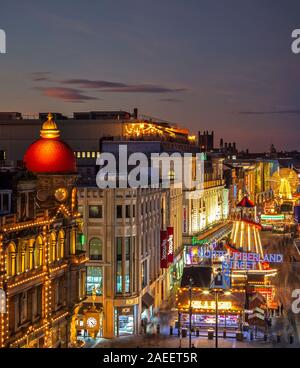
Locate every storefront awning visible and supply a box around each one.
[142,292,154,308]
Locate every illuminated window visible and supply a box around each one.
[91,152,96,158]
[89,238,102,260]
[7,242,16,276]
[76,152,81,158]
[86,266,103,295]
[116,237,122,293]
[87,152,91,158]
[125,237,131,292]
[89,205,102,218]
[82,152,86,158]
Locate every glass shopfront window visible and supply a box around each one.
[86,266,103,295]
[115,307,135,336]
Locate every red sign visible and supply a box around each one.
[167,227,174,263]
[160,230,168,268]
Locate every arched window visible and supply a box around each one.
[50,232,57,262]
[28,239,35,270]
[18,241,26,273]
[89,238,102,261]
[6,242,16,277]
[34,236,43,268]
[58,230,65,259]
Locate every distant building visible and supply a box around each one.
[198,131,214,152]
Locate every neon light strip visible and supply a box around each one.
[261,215,284,220]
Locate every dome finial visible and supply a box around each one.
[47,112,54,121]
[40,113,60,138]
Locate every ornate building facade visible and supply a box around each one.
[0,114,87,348]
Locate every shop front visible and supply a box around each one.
[169,255,184,291]
[114,306,136,336]
[177,265,244,332]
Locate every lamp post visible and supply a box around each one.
[188,277,193,348]
[211,267,232,349]
[215,289,218,349]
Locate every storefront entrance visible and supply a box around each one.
[115,307,135,336]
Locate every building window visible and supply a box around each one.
[89,238,102,260]
[132,204,136,218]
[89,205,102,218]
[125,237,131,292]
[86,266,103,295]
[116,237,122,293]
[34,236,43,268]
[116,205,123,219]
[125,205,131,218]
[7,242,16,277]
[78,205,84,216]
[141,260,147,288]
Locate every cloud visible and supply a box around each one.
[37,87,98,103]
[159,98,183,102]
[237,110,300,115]
[30,72,52,82]
[62,78,187,93]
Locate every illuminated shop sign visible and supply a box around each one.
[167,227,174,263]
[160,230,168,268]
[261,214,285,221]
[191,237,209,245]
[191,301,232,310]
[198,249,283,264]
[185,245,283,270]
[161,228,174,268]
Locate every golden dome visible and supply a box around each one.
[40,113,60,138]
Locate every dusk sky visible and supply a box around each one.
[0,0,300,151]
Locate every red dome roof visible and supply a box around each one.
[23,113,76,173]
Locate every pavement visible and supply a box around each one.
[91,328,300,349]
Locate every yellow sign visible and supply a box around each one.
[191,301,232,310]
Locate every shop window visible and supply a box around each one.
[89,205,102,218]
[115,308,134,336]
[86,266,103,295]
[89,238,102,260]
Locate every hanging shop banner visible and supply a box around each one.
[160,230,168,268]
[167,227,174,263]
